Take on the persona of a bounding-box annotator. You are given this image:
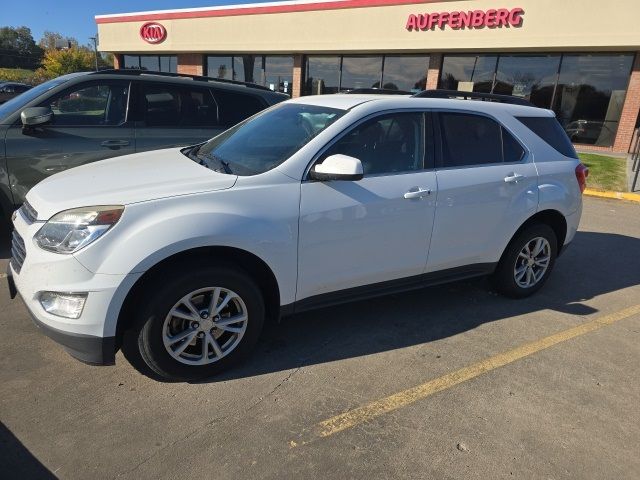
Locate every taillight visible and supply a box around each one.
[575,163,589,193]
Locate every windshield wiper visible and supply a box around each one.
[218,159,233,174]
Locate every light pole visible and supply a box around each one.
[89,36,98,71]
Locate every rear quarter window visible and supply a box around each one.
[516,116,578,159]
[212,88,265,128]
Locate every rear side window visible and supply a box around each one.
[212,89,265,128]
[439,112,525,167]
[139,83,219,127]
[516,116,578,159]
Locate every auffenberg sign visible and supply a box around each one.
[406,7,524,31]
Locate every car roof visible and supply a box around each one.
[288,94,554,117]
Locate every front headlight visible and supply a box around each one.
[35,205,124,254]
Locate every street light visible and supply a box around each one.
[89,36,98,71]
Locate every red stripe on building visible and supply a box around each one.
[96,0,445,23]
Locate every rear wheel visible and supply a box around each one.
[128,265,265,381]
[492,224,557,298]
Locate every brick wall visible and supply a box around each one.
[177,54,204,76]
[613,53,640,153]
[112,54,121,69]
[292,54,304,98]
[425,53,442,91]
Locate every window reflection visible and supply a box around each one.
[206,55,293,95]
[340,56,383,91]
[382,56,429,92]
[439,52,634,147]
[265,56,293,95]
[123,55,177,73]
[493,55,560,108]
[553,54,634,146]
[440,55,498,93]
[305,56,341,95]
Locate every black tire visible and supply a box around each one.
[127,264,265,381]
[492,223,558,299]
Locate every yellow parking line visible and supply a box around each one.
[291,303,640,447]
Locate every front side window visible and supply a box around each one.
[322,112,425,175]
[195,103,345,175]
[43,82,129,126]
[439,112,522,167]
[139,84,218,127]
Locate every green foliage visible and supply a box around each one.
[578,153,628,192]
[40,47,94,77]
[0,26,44,70]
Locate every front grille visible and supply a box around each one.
[20,201,38,224]
[10,230,26,274]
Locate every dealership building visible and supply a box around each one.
[96,0,640,153]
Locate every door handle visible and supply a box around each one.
[504,172,525,184]
[404,188,432,199]
[101,140,130,149]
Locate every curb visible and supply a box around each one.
[584,188,640,203]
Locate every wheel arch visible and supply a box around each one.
[115,246,281,343]
[506,209,568,258]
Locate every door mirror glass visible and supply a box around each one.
[310,154,364,181]
[21,106,53,126]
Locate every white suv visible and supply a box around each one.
[7,93,587,381]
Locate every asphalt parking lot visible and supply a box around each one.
[1,196,639,479]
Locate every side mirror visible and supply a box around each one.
[21,107,53,127]
[310,154,364,181]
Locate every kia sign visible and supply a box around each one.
[140,22,167,44]
[406,8,524,31]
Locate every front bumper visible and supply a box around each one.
[8,213,139,366]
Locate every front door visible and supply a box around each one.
[297,111,437,302]
[4,80,134,204]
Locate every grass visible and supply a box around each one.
[578,153,627,192]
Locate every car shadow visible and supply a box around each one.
[0,422,56,479]
[195,230,640,384]
[2,228,637,384]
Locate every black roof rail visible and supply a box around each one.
[89,69,273,91]
[344,88,413,95]
[412,89,534,107]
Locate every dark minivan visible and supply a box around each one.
[0,70,287,222]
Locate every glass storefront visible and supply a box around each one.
[123,55,177,73]
[439,53,635,147]
[304,55,430,95]
[206,55,294,95]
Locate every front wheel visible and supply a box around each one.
[128,265,265,381]
[492,224,558,298]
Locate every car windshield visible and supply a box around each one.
[0,74,82,123]
[193,103,345,175]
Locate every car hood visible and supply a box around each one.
[26,148,237,220]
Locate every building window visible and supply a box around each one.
[340,56,383,91]
[440,55,498,93]
[123,55,177,73]
[305,56,341,95]
[382,56,429,92]
[206,55,293,95]
[304,55,429,95]
[553,54,634,147]
[439,53,635,147]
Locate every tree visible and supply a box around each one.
[40,46,94,78]
[38,31,78,51]
[0,26,44,69]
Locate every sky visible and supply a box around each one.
[4,0,279,45]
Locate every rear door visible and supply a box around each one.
[132,81,224,152]
[426,111,538,273]
[132,82,267,152]
[4,80,134,204]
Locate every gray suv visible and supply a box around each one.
[0,70,287,222]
